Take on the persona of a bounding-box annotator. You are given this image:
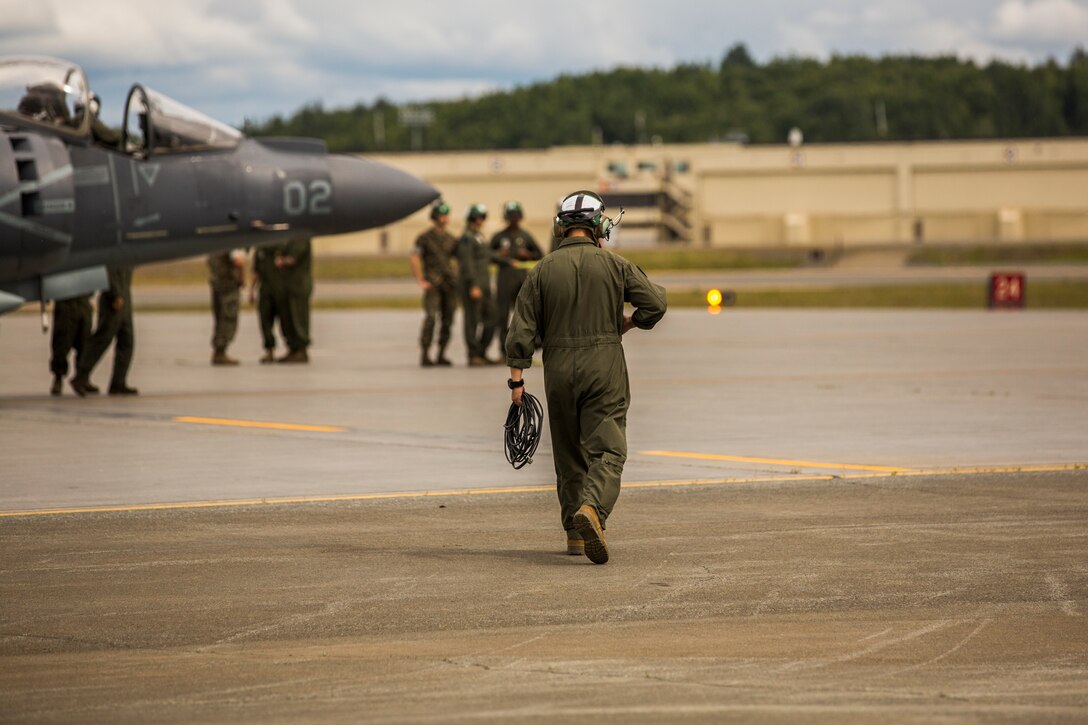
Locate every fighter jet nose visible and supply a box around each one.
[326,155,438,232]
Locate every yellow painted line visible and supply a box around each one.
[641,450,909,473]
[173,416,345,433]
[1,464,1083,518]
[0,486,555,518]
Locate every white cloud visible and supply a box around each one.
[994,0,1088,43]
[0,0,56,38]
[777,22,831,59]
[1,0,1082,125]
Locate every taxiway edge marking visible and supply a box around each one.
[2,464,1083,518]
[641,450,910,472]
[173,416,346,433]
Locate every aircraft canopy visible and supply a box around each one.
[123,84,241,156]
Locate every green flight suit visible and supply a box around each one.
[254,243,287,352]
[279,237,313,352]
[77,266,135,389]
[458,227,497,361]
[414,227,459,351]
[490,225,543,355]
[50,294,93,378]
[506,236,667,536]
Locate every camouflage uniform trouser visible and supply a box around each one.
[210,285,240,350]
[542,342,630,540]
[419,284,457,350]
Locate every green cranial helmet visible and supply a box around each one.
[430,199,451,220]
[466,202,488,222]
[553,190,606,239]
[503,200,523,221]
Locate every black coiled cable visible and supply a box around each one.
[504,392,543,469]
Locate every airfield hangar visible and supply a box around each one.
[323,137,1088,255]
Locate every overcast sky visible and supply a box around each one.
[2,0,1086,127]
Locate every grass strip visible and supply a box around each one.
[908,242,1088,266]
[136,248,813,285]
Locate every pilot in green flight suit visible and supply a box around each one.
[277,236,313,363]
[49,294,93,395]
[71,266,138,396]
[254,242,287,363]
[490,200,543,356]
[505,190,667,564]
[458,203,498,366]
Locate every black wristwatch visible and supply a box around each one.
[507,379,524,389]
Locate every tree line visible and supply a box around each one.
[242,44,1088,152]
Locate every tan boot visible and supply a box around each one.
[212,348,240,366]
[573,504,608,564]
[277,348,309,364]
[566,538,585,556]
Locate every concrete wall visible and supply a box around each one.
[315,138,1088,255]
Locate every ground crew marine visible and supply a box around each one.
[208,250,245,365]
[505,190,667,564]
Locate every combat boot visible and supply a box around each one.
[108,384,139,396]
[69,375,94,397]
[277,348,309,364]
[435,346,452,366]
[420,349,434,367]
[572,504,609,564]
[212,347,240,366]
[50,375,62,396]
[468,356,489,367]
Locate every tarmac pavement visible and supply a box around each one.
[1,307,1086,721]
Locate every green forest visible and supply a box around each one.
[242,44,1088,152]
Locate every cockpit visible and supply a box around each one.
[0,57,90,134]
[0,56,241,157]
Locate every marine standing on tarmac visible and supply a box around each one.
[459,203,499,366]
[71,266,139,396]
[208,249,245,366]
[253,242,286,363]
[505,190,667,564]
[49,294,93,395]
[490,201,543,356]
[410,200,458,367]
[276,236,313,364]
